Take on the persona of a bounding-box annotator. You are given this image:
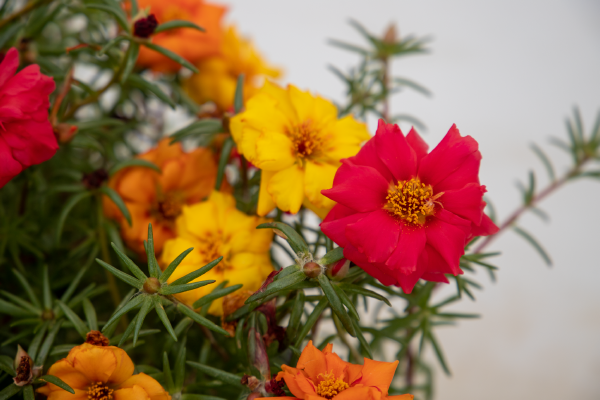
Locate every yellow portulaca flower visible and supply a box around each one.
[185,26,281,111]
[160,191,273,315]
[230,82,371,218]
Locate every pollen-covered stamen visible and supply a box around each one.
[316,372,349,399]
[385,177,444,226]
[286,121,322,158]
[87,382,113,400]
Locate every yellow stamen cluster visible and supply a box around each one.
[153,191,185,222]
[87,382,113,400]
[198,232,230,272]
[287,121,322,158]
[316,372,349,399]
[385,178,443,226]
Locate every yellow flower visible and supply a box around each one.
[185,26,281,111]
[160,191,273,315]
[230,82,371,218]
[37,343,170,400]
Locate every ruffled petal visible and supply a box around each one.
[267,164,305,214]
[254,131,296,171]
[118,373,170,400]
[347,134,394,183]
[424,209,471,275]
[257,169,277,216]
[106,347,135,385]
[385,227,427,274]
[67,344,117,384]
[0,136,22,187]
[304,160,337,210]
[321,205,367,248]
[297,341,327,382]
[344,244,397,286]
[345,209,400,263]
[470,213,499,238]
[406,127,428,165]
[322,161,388,213]
[359,358,399,396]
[43,358,89,390]
[0,48,19,87]
[1,119,57,168]
[417,124,480,189]
[280,371,305,399]
[433,149,482,193]
[113,385,150,400]
[440,183,486,225]
[333,386,372,400]
[374,119,417,182]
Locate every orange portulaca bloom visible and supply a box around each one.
[259,341,413,400]
[104,138,223,256]
[37,343,170,400]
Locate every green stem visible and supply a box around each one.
[95,193,122,309]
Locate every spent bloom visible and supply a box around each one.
[259,341,413,400]
[185,25,281,112]
[160,191,274,315]
[135,0,226,73]
[104,139,223,256]
[37,340,170,400]
[321,120,498,293]
[0,47,57,188]
[230,82,370,218]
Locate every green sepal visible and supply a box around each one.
[318,247,344,266]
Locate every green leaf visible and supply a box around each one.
[86,3,130,32]
[294,298,329,348]
[130,0,139,15]
[11,269,40,308]
[36,320,63,367]
[273,264,300,281]
[168,119,223,143]
[318,275,355,336]
[56,191,93,245]
[215,137,233,190]
[160,280,215,295]
[0,299,33,317]
[245,270,307,304]
[0,355,14,376]
[102,294,146,331]
[170,257,222,286]
[42,265,52,310]
[154,297,177,341]
[0,291,39,315]
[160,247,194,283]
[82,298,98,331]
[163,352,175,393]
[133,297,153,346]
[120,42,140,84]
[176,304,230,336]
[393,77,431,97]
[142,42,199,73]
[351,319,372,358]
[110,243,148,281]
[144,224,161,278]
[38,375,75,394]
[286,290,305,341]
[126,74,176,108]
[256,222,309,255]
[428,331,451,376]
[56,300,89,338]
[23,386,34,400]
[328,39,369,55]
[0,384,21,400]
[513,226,552,266]
[337,283,392,307]
[118,313,139,347]
[60,259,93,303]
[233,74,244,114]
[109,159,160,176]
[154,20,205,34]
[28,321,49,361]
[186,362,243,387]
[99,187,132,226]
[318,247,344,266]
[331,284,359,321]
[174,344,186,391]
[98,36,127,56]
[0,22,23,49]
[530,143,555,182]
[95,258,142,289]
[192,284,242,309]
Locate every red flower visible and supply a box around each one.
[321,120,498,293]
[0,48,56,188]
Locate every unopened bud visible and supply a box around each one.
[302,261,322,279]
[241,374,260,391]
[86,330,110,346]
[143,277,161,294]
[383,23,398,44]
[327,258,350,280]
[133,14,158,38]
[13,345,33,386]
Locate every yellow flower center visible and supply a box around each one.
[152,191,185,223]
[385,177,444,226]
[286,121,322,158]
[87,382,113,400]
[198,232,231,272]
[316,372,349,399]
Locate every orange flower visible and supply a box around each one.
[37,343,170,400]
[260,341,413,400]
[136,0,227,73]
[185,25,281,111]
[103,139,223,255]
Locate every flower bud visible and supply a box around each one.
[327,258,350,280]
[302,261,322,278]
[13,345,33,386]
[143,277,161,294]
[133,14,158,38]
[85,330,110,346]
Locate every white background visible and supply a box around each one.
[221,1,600,399]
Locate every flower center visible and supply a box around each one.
[287,121,322,158]
[87,382,113,400]
[198,232,231,272]
[316,372,349,399]
[152,191,184,223]
[384,177,443,226]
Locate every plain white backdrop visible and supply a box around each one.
[217,1,600,399]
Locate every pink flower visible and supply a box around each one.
[321,120,498,293]
[0,48,57,187]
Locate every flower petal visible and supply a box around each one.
[254,131,296,171]
[440,183,486,225]
[425,209,471,275]
[68,343,117,384]
[333,386,372,400]
[322,161,388,213]
[385,227,427,274]
[118,373,170,400]
[113,385,150,400]
[346,209,400,263]
[0,136,23,187]
[406,127,428,164]
[374,119,417,182]
[106,347,135,385]
[0,48,19,87]
[321,205,367,248]
[470,213,499,238]
[257,169,277,216]
[43,358,89,390]
[304,160,337,210]
[267,164,305,214]
[359,358,399,396]
[297,341,327,382]
[343,244,397,286]
[348,134,394,182]
[280,371,305,399]
[417,124,479,189]
[388,395,415,400]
